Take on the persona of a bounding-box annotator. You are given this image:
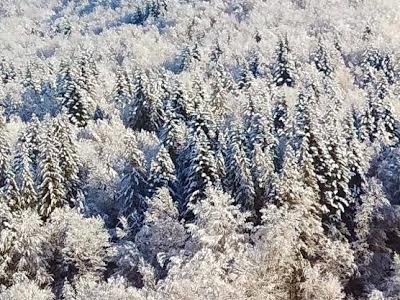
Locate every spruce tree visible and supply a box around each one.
[311,39,334,77]
[57,62,92,127]
[15,141,37,210]
[37,125,66,218]
[225,125,255,212]
[0,57,16,84]
[0,114,11,189]
[2,163,20,211]
[53,117,82,208]
[251,143,275,221]
[182,127,219,214]
[112,68,132,110]
[148,145,177,198]
[272,37,297,87]
[125,69,164,132]
[117,144,149,231]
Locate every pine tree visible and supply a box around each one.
[20,65,41,121]
[148,145,177,198]
[37,125,66,218]
[75,51,98,96]
[159,99,187,161]
[2,163,20,211]
[53,117,82,208]
[15,141,37,210]
[208,61,232,119]
[251,143,275,221]
[225,125,255,212]
[17,115,41,172]
[178,43,201,72]
[243,94,274,156]
[125,69,164,132]
[272,37,297,87]
[276,145,317,211]
[182,127,220,214]
[0,57,16,84]
[112,68,132,110]
[311,39,334,77]
[0,113,11,190]
[57,61,92,127]
[272,95,289,137]
[360,86,397,144]
[117,144,149,231]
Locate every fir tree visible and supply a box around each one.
[182,127,220,214]
[112,68,132,110]
[53,117,82,208]
[148,145,177,198]
[57,62,92,127]
[2,164,20,211]
[225,125,255,212]
[15,141,37,210]
[0,57,16,84]
[272,37,297,87]
[117,144,149,232]
[125,70,164,132]
[0,119,11,189]
[37,125,66,218]
[311,39,334,77]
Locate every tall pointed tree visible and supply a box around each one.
[37,124,66,218]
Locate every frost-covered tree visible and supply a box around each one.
[57,62,93,127]
[37,125,66,218]
[15,141,37,210]
[0,279,54,300]
[182,127,220,214]
[272,37,297,87]
[117,141,149,231]
[148,145,177,198]
[112,68,132,110]
[225,125,255,212]
[135,188,186,270]
[53,117,82,208]
[125,70,164,132]
[0,115,11,189]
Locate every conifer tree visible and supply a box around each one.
[251,143,275,221]
[57,62,92,127]
[76,51,98,96]
[225,125,255,212]
[360,86,397,143]
[15,141,37,210]
[272,37,297,87]
[148,145,177,198]
[37,125,66,218]
[159,99,187,161]
[2,164,20,211]
[243,94,274,156]
[0,113,11,189]
[117,143,149,231]
[275,145,315,209]
[53,117,82,208]
[112,68,132,110]
[0,57,16,84]
[272,95,289,137]
[125,69,164,132]
[311,39,334,77]
[182,127,220,214]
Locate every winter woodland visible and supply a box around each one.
[0,0,400,299]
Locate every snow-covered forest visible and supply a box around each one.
[0,0,400,299]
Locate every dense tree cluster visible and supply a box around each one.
[0,0,400,299]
